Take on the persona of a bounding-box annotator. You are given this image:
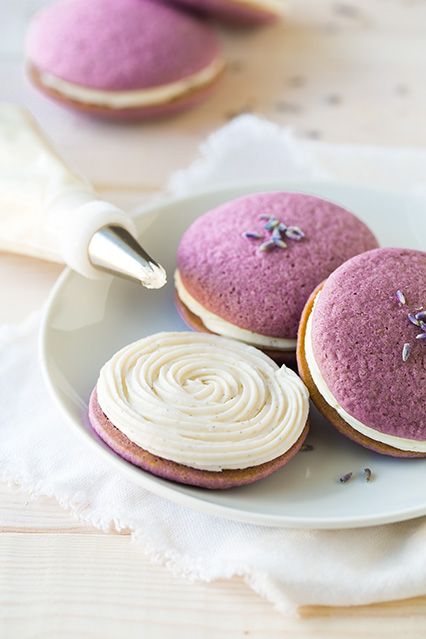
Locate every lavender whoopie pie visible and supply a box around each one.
[175,192,379,365]
[297,248,426,457]
[26,0,224,119]
[89,331,310,489]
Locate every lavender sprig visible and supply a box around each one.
[243,214,305,253]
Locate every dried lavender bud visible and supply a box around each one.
[408,313,421,327]
[259,240,275,253]
[243,231,263,240]
[264,218,280,231]
[402,343,411,362]
[285,226,305,241]
[415,311,426,322]
[339,472,353,483]
[273,238,287,249]
[395,290,406,305]
[301,443,314,452]
[363,468,372,482]
[416,332,426,341]
[255,215,304,252]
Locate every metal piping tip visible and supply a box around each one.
[88,225,167,289]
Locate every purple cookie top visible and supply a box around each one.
[26,0,221,90]
[311,248,426,439]
[177,192,378,338]
[170,0,278,24]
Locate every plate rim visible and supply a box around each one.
[39,179,426,529]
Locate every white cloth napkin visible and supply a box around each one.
[2,115,426,614]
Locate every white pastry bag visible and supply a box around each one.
[0,103,166,288]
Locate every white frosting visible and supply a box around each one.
[175,270,297,351]
[39,57,225,109]
[305,293,426,453]
[234,0,286,14]
[97,332,309,471]
[142,263,167,290]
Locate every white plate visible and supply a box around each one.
[40,180,426,529]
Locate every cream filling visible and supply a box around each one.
[39,57,225,109]
[233,0,286,14]
[97,331,309,471]
[305,293,426,453]
[175,270,297,351]
[141,262,167,290]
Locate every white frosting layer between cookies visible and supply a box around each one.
[97,332,309,471]
[38,57,225,109]
[175,270,297,351]
[305,293,426,452]
[234,0,286,15]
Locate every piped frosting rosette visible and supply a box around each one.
[96,332,309,472]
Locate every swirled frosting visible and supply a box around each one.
[97,332,309,471]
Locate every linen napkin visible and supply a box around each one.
[2,115,426,614]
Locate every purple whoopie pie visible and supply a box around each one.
[88,331,310,489]
[26,0,224,119]
[175,192,379,364]
[298,247,426,457]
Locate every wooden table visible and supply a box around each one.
[2,1,426,636]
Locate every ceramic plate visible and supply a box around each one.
[40,180,426,529]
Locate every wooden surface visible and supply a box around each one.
[2,1,426,636]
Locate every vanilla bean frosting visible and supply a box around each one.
[96,332,309,471]
[175,271,297,351]
[38,57,225,109]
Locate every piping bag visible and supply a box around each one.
[0,103,167,289]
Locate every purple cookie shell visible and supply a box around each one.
[26,0,221,91]
[177,192,378,339]
[311,248,426,439]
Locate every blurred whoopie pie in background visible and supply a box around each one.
[26,0,225,119]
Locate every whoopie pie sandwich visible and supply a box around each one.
[298,248,426,457]
[175,192,379,365]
